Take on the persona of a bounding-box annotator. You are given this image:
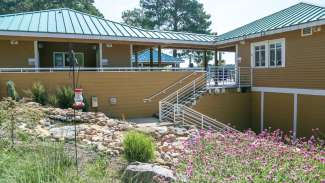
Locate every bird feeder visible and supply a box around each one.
[72,88,84,110]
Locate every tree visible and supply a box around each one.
[0,0,103,17]
[122,0,213,65]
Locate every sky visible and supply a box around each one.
[94,0,325,65]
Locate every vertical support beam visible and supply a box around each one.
[204,50,208,70]
[158,45,162,67]
[130,44,133,67]
[218,52,222,65]
[149,47,154,67]
[99,43,103,68]
[260,92,264,133]
[214,49,218,66]
[34,40,39,68]
[134,51,138,67]
[293,93,298,141]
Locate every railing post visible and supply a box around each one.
[217,67,219,86]
[250,68,253,87]
[222,67,225,87]
[173,105,176,123]
[176,91,179,106]
[182,110,184,125]
[159,101,162,122]
[193,79,196,96]
[238,67,241,88]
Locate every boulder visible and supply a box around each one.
[123,162,176,183]
[49,126,78,140]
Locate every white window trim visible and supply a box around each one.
[251,38,285,68]
[53,52,84,68]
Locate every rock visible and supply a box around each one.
[123,162,176,183]
[49,126,77,140]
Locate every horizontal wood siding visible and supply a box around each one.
[264,93,293,133]
[39,42,97,67]
[193,92,251,130]
[0,72,196,118]
[102,44,130,67]
[251,92,260,133]
[0,40,34,67]
[238,25,325,89]
[298,95,325,137]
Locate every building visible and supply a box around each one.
[132,49,184,67]
[0,2,324,137]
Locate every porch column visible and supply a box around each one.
[150,47,154,67]
[293,94,298,141]
[34,40,39,68]
[130,44,133,67]
[134,51,138,67]
[158,45,162,67]
[99,43,103,68]
[203,50,208,70]
[214,49,218,66]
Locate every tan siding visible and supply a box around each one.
[0,72,196,118]
[0,40,34,67]
[251,92,260,133]
[102,44,131,67]
[298,95,325,137]
[193,92,251,130]
[264,93,293,133]
[238,25,325,89]
[39,42,97,67]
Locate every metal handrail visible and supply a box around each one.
[143,71,202,102]
[0,67,205,73]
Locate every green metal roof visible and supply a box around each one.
[0,8,215,44]
[217,3,325,43]
[0,3,324,45]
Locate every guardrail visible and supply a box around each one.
[143,71,205,102]
[208,66,252,88]
[0,67,205,73]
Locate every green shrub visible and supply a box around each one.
[24,82,48,105]
[55,86,74,109]
[6,80,19,101]
[48,95,58,107]
[123,131,155,163]
[82,96,90,112]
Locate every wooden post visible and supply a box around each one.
[214,49,218,66]
[158,46,162,67]
[150,47,154,67]
[204,50,208,70]
[135,51,138,67]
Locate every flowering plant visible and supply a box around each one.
[175,129,325,182]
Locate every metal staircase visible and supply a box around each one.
[159,72,238,132]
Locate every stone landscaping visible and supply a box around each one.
[14,101,199,181]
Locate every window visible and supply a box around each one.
[53,52,84,67]
[254,45,266,67]
[251,38,285,68]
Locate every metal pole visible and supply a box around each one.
[69,43,78,176]
[222,67,225,86]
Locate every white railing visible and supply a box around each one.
[144,71,204,102]
[0,67,205,73]
[208,66,252,88]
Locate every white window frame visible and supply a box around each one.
[53,52,84,68]
[251,38,285,68]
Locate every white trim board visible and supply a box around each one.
[216,19,325,45]
[0,31,215,47]
[252,87,325,96]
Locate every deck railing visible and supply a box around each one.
[208,66,252,88]
[0,67,204,73]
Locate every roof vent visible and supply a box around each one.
[301,27,313,37]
